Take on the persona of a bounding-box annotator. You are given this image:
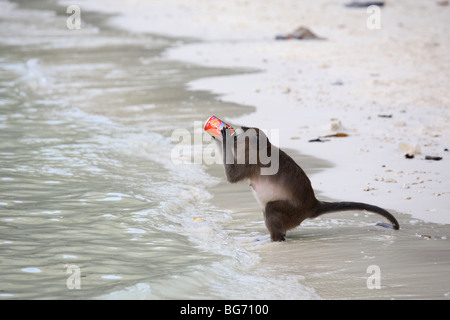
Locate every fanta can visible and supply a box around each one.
[204,116,235,141]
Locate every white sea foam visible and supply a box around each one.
[21,268,41,273]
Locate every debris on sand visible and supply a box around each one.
[345,1,385,8]
[436,1,449,6]
[275,26,324,40]
[309,133,349,142]
[399,142,421,156]
[329,118,345,131]
[331,79,344,86]
[320,133,349,138]
[308,138,329,143]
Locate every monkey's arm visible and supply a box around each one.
[221,127,250,183]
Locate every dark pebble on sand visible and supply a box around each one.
[345,1,385,8]
[425,155,443,161]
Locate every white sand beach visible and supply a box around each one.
[69,0,450,224]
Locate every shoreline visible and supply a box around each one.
[63,0,450,224]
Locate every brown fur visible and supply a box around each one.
[220,126,399,241]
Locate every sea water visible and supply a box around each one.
[0,0,318,299]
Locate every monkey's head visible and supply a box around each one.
[238,126,270,146]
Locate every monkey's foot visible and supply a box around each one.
[270,233,286,242]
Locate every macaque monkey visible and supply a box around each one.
[219,126,399,242]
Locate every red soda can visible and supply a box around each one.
[204,116,235,141]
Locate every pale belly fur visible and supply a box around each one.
[249,176,288,207]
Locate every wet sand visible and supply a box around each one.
[59,0,450,299]
[207,146,450,299]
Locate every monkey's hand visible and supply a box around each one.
[221,127,234,165]
[220,127,232,143]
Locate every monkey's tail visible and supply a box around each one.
[312,201,400,230]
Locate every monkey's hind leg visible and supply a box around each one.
[264,201,305,242]
[264,201,295,242]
